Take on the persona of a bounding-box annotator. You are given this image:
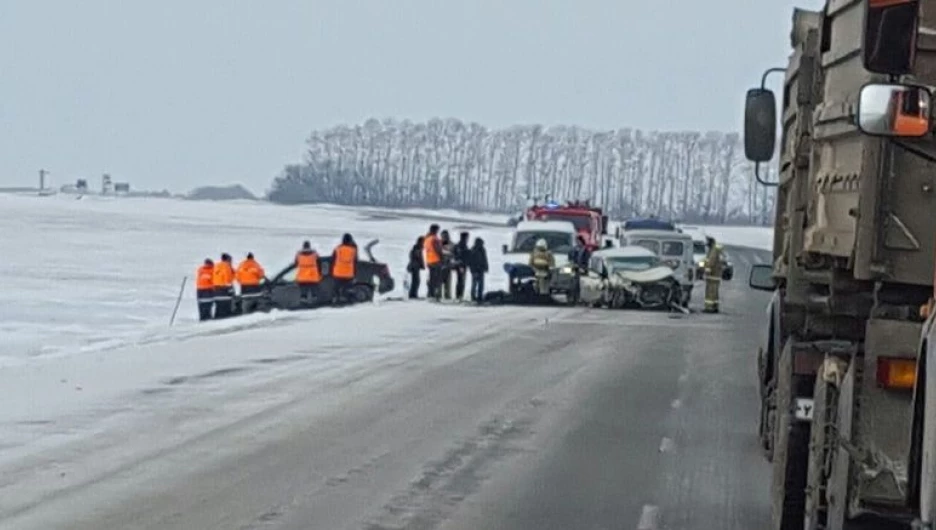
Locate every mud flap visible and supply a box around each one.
[772,341,814,530]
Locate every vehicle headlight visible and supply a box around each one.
[697,260,705,267]
[561,266,573,274]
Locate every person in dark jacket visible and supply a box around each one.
[453,231,470,300]
[407,236,425,299]
[468,237,489,302]
[439,230,454,299]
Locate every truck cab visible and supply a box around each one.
[524,200,608,251]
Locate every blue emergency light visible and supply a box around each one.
[544,200,560,209]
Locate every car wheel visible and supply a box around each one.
[349,284,374,303]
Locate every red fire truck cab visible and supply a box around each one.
[524,200,609,250]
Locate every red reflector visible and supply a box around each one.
[876,357,917,390]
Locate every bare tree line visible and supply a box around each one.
[267,117,775,225]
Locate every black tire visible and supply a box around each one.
[349,284,374,303]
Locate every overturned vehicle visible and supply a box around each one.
[577,246,684,310]
[233,240,395,313]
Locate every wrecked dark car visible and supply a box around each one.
[234,240,395,313]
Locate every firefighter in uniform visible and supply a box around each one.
[212,253,236,318]
[195,258,215,321]
[529,238,555,297]
[235,252,265,314]
[295,241,322,306]
[331,233,358,303]
[702,237,724,313]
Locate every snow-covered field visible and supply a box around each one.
[0,193,771,366]
[0,193,772,474]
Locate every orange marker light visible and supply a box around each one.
[876,357,917,389]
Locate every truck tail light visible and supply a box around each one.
[876,357,917,390]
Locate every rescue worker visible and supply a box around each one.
[295,241,322,306]
[195,258,215,321]
[331,233,358,303]
[440,230,455,299]
[212,253,236,319]
[453,231,470,300]
[529,238,555,296]
[468,237,489,303]
[235,252,266,314]
[424,224,444,300]
[702,236,724,313]
[407,236,425,299]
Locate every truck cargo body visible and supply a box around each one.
[745,1,936,528]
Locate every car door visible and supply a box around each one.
[268,265,303,309]
[580,256,603,303]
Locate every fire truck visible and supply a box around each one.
[524,199,610,250]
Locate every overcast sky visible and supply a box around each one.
[0,0,823,194]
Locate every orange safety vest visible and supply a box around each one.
[332,244,357,279]
[196,264,214,290]
[236,258,265,286]
[212,261,234,288]
[296,250,322,283]
[424,234,441,265]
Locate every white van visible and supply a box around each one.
[620,229,695,304]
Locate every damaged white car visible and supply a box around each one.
[578,246,683,310]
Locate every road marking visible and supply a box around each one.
[637,504,660,529]
[659,437,675,453]
[670,399,682,409]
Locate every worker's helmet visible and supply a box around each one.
[536,238,548,249]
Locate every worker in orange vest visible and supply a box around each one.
[295,241,322,306]
[331,233,358,303]
[212,253,236,319]
[195,258,215,321]
[236,252,266,314]
[423,224,443,300]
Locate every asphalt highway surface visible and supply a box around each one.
[2,246,774,530]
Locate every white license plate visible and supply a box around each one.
[794,398,814,421]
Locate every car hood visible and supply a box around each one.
[612,266,675,283]
[504,251,569,267]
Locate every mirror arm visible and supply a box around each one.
[753,67,786,188]
[891,137,936,163]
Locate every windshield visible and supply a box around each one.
[693,241,706,255]
[512,231,574,253]
[536,212,592,232]
[607,256,660,272]
[661,241,684,256]
[631,239,659,254]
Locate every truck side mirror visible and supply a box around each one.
[601,215,609,235]
[748,264,776,292]
[856,82,932,137]
[501,244,508,254]
[862,0,920,76]
[743,88,777,162]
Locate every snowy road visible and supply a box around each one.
[1,244,774,530]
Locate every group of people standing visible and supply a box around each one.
[195,252,266,321]
[407,224,489,302]
[194,233,360,321]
